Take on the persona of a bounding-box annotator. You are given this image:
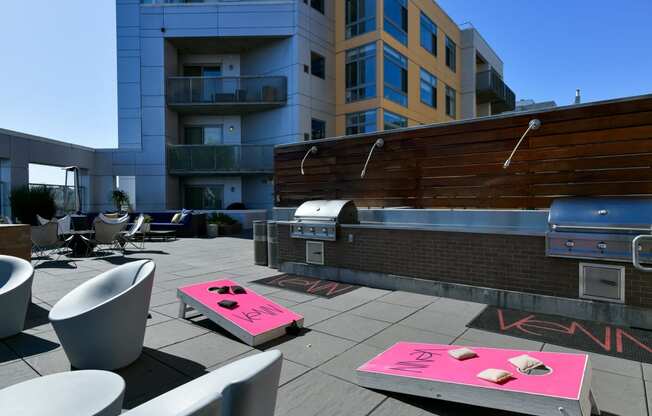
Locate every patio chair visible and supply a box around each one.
[118,214,145,253]
[0,255,34,338]
[82,215,128,255]
[38,214,72,236]
[126,350,282,416]
[0,369,125,416]
[31,222,73,264]
[49,259,155,370]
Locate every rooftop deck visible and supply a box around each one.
[2,237,648,415]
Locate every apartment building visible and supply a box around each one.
[115,0,513,212]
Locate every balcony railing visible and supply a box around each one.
[166,76,287,114]
[167,144,274,175]
[476,69,515,113]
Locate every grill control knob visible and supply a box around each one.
[297,226,303,232]
[597,242,607,250]
[565,240,575,248]
[322,228,327,233]
[309,227,315,233]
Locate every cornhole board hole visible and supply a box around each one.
[357,342,599,416]
[177,279,304,346]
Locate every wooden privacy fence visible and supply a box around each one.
[275,95,652,209]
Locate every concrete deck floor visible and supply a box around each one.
[1,237,649,416]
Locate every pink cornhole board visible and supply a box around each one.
[177,279,303,346]
[357,342,598,416]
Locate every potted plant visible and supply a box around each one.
[141,214,152,233]
[9,186,56,225]
[207,213,220,238]
[213,213,242,236]
[110,190,130,213]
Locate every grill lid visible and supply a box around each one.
[293,200,358,224]
[548,197,652,233]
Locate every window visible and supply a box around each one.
[185,185,224,210]
[420,13,437,56]
[345,0,376,39]
[445,85,456,117]
[346,109,377,135]
[445,36,456,72]
[383,0,407,45]
[383,111,407,130]
[310,0,324,14]
[420,69,437,108]
[311,119,326,140]
[345,43,376,103]
[383,44,407,107]
[184,125,224,145]
[310,52,325,79]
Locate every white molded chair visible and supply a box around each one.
[0,255,34,338]
[49,260,155,370]
[126,350,282,416]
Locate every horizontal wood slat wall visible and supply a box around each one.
[275,96,652,209]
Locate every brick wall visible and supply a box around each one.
[278,224,652,308]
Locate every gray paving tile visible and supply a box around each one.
[242,283,283,296]
[155,332,252,376]
[0,360,39,389]
[144,319,209,350]
[265,295,300,308]
[151,301,183,319]
[267,289,317,303]
[543,343,643,378]
[146,310,175,327]
[116,353,190,405]
[311,313,391,342]
[207,352,311,387]
[377,291,437,308]
[349,300,418,323]
[3,330,61,358]
[643,362,652,381]
[148,290,180,307]
[275,370,385,416]
[422,297,487,320]
[319,342,383,384]
[307,292,374,312]
[288,303,341,327]
[591,369,647,416]
[456,328,544,351]
[369,398,430,416]
[398,309,470,337]
[23,348,71,376]
[0,342,19,365]
[270,330,356,368]
[364,324,456,350]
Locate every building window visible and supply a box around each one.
[383,111,407,130]
[346,109,377,135]
[184,125,223,145]
[310,0,324,14]
[383,0,407,45]
[345,0,376,39]
[185,185,224,210]
[345,43,377,103]
[420,13,437,56]
[445,36,456,72]
[445,85,456,117]
[420,69,437,108]
[310,52,325,79]
[383,44,407,107]
[311,119,326,140]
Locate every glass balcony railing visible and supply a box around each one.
[166,76,287,112]
[167,144,274,174]
[476,69,516,113]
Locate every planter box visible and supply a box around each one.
[0,225,31,261]
[218,223,242,236]
[207,224,219,238]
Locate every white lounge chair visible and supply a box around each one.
[0,369,125,416]
[82,215,128,255]
[0,255,34,338]
[126,350,282,416]
[31,222,73,264]
[49,260,155,370]
[118,214,145,253]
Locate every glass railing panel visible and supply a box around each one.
[167,76,287,105]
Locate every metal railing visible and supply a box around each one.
[167,144,274,174]
[167,76,287,106]
[476,69,515,112]
[28,184,87,216]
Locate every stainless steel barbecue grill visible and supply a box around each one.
[290,200,358,241]
[546,197,652,270]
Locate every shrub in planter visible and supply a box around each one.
[209,213,242,235]
[111,190,130,213]
[9,186,56,225]
[141,214,152,233]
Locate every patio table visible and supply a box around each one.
[66,230,95,257]
[357,342,599,416]
[177,279,303,346]
[0,369,125,416]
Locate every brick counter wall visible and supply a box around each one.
[278,224,652,308]
[0,225,31,261]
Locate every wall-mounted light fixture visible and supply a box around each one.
[228,125,235,132]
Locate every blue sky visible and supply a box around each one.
[1,0,651,179]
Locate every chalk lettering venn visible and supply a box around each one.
[390,348,443,373]
[233,304,285,323]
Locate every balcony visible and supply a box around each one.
[167,144,274,175]
[476,69,516,114]
[166,76,287,115]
